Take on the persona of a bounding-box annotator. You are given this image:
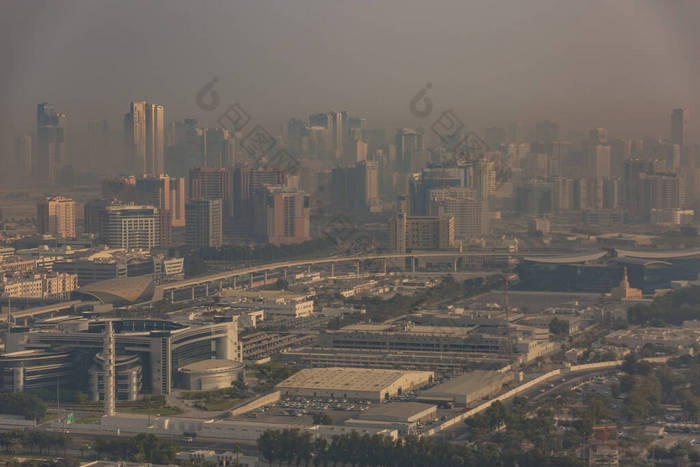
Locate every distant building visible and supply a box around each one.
[37,196,76,238]
[609,268,643,300]
[185,199,223,248]
[104,205,160,250]
[388,213,454,253]
[102,175,186,228]
[670,108,688,149]
[428,190,488,240]
[124,101,165,175]
[2,272,78,300]
[35,103,67,183]
[189,167,233,218]
[254,186,310,245]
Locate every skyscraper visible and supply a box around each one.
[670,108,688,149]
[102,175,186,228]
[254,186,310,245]
[189,167,233,218]
[186,199,223,248]
[35,103,67,183]
[37,196,76,238]
[124,101,165,175]
[474,159,496,201]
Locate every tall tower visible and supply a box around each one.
[103,321,115,416]
[670,108,688,149]
[35,103,67,183]
[125,101,164,175]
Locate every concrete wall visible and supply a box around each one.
[229,391,281,418]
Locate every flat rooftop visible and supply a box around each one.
[420,370,510,396]
[358,402,436,421]
[275,367,433,392]
[179,359,243,372]
[336,323,472,337]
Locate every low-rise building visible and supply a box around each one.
[275,367,434,402]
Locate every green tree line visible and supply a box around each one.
[93,434,178,464]
[257,426,583,467]
[0,392,47,422]
[628,286,700,326]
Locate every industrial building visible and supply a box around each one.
[275,367,434,402]
[345,402,437,434]
[417,370,513,406]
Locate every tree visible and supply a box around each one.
[549,317,569,336]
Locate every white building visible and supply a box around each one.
[105,205,160,250]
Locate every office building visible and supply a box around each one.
[35,103,67,183]
[396,129,424,174]
[388,213,455,253]
[202,127,235,167]
[186,199,223,248]
[428,190,489,239]
[331,161,378,214]
[232,165,285,223]
[189,167,233,218]
[670,108,688,149]
[254,186,310,245]
[104,205,160,250]
[474,159,496,201]
[589,144,611,179]
[37,196,76,238]
[124,101,165,175]
[3,317,238,395]
[102,175,186,228]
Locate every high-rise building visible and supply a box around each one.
[232,165,285,223]
[185,199,223,248]
[37,196,76,238]
[474,159,496,201]
[590,145,611,179]
[104,205,160,250]
[84,199,111,236]
[396,129,424,174]
[102,175,186,228]
[330,161,378,214]
[202,127,234,168]
[189,167,233,218]
[35,103,67,183]
[388,213,455,253]
[124,101,165,175]
[15,135,32,179]
[428,189,489,239]
[254,186,310,245]
[670,108,688,149]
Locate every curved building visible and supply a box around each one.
[89,353,143,401]
[178,359,245,391]
[6,317,239,395]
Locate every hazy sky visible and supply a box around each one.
[1,0,699,147]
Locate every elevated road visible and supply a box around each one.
[153,250,593,302]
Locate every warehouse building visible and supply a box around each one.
[417,370,513,406]
[275,367,434,402]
